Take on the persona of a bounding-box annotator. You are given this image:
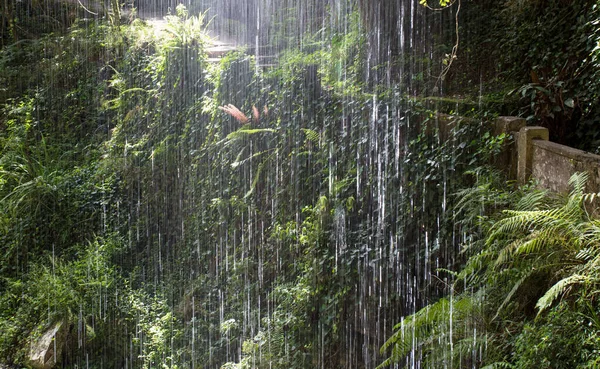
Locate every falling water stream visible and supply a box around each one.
[0,0,477,368]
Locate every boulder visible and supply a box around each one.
[27,321,67,369]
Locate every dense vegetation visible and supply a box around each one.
[441,0,600,148]
[0,0,599,369]
[381,171,600,368]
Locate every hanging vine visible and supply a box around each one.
[420,0,462,91]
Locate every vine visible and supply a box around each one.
[420,0,461,92]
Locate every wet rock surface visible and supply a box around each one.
[27,321,67,369]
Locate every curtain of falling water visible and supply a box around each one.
[123,0,454,368]
[0,0,462,368]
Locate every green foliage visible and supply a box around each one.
[379,292,485,368]
[499,0,598,147]
[432,0,600,150]
[318,11,366,96]
[0,94,112,276]
[419,0,455,8]
[485,173,597,315]
[512,302,600,369]
[130,291,183,369]
[382,172,600,368]
[0,0,78,46]
[0,237,120,363]
[0,10,198,367]
[222,281,313,369]
[6,2,599,369]
[0,235,183,368]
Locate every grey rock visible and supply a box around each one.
[27,321,67,369]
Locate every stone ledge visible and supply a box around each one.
[532,140,600,163]
[532,140,600,193]
[495,116,526,136]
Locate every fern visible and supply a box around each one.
[244,160,265,199]
[494,239,522,269]
[568,171,589,197]
[582,192,600,204]
[487,210,543,243]
[231,149,272,169]
[512,229,561,257]
[536,274,589,314]
[379,293,483,368]
[575,247,595,262]
[583,220,600,247]
[514,188,549,211]
[382,173,600,369]
[488,172,600,319]
[454,167,512,227]
[301,128,320,143]
[458,248,494,284]
[492,271,532,321]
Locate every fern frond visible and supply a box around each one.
[494,239,522,268]
[568,171,589,198]
[489,201,584,254]
[457,249,494,283]
[382,298,451,358]
[512,230,555,257]
[493,271,532,321]
[583,220,600,247]
[487,210,546,244]
[575,247,595,262]
[244,161,265,199]
[435,268,458,277]
[454,184,488,216]
[562,195,586,221]
[301,128,320,143]
[536,274,588,314]
[452,335,487,362]
[583,251,600,274]
[460,238,486,255]
[515,188,549,211]
[231,149,272,169]
[582,192,600,204]
[380,294,482,367]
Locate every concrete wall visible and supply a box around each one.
[531,140,600,193]
[496,118,600,193]
[432,115,600,193]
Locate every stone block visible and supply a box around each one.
[517,126,549,184]
[493,117,525,180]
[494,116,526,136]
